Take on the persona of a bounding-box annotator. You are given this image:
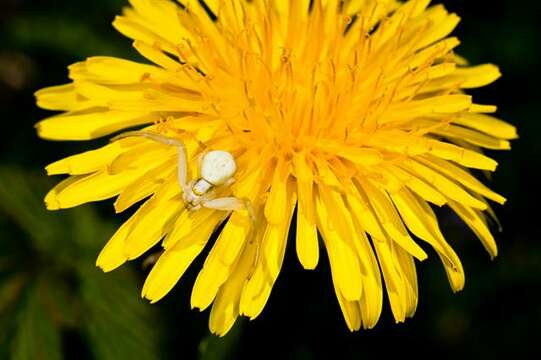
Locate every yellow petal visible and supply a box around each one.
[44,176,82,210]
[416,8,460,50]
[394,245,418,318]
[354,231,384,329]
[209,274,244,337]
[415,199,465,292]
[316,187,363,301]
[330,275,361,332]
[209,236,258,336]
[240,181,296,319]
[70,56,169,84]
[401,159,489,209]
[401,37,461,78]
[114,163,174,213]
[315,181,384,326]
[113,15,176,54]
[372,239,407,323]
[434,124,511,150]
[162,207,214,249]
[419,156,506,205]
[453,113,518,140]
[345,182,386,240]
[96,216,136,272]
[133,40,181,70]
[142,244,203,303]
[46,167,148,209]
[191,212,252,311]
[123,198,183,260]
[389,187,459,269]
[469,104,497,113]
[264,158,290,224]
[293,152,319,269]
[336,147,383,166]
[72,81,142,107]
[449,201,497,258]
[119,0,189,53]
[313,157,342,189]
[141,212,223,303]
[296,203,319,270]
[384,95,471,124]
[454,64,502,88]
[108,142,173,175]
[390,165,447,206]
[46,141,130,175]
[357,179,429,261]
[36,109,158,140]
[35,84,91,111]
[292,151,315,221]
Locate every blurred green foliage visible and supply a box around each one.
[1,0,540,359]
[0,167,163,359]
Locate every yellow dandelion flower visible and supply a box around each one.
[36,0,516,336]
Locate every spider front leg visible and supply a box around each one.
[111,130,190,194]
[202,196,259,279]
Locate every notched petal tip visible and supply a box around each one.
[45,162,68,176]
[44,188,62,210]
[44,200,60,211]
[34,122,45,138]
[96,249,128,273]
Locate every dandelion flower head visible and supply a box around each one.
[36,0,517,335]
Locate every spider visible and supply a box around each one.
[112,130,259,276]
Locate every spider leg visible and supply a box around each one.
[111,130,190,193]
[201,196,244,211]
[176,143,189,195]
[196,151,206,171]
[111,130,183,146]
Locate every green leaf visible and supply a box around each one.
[0,166,166,358]
[11,282,63,360]
[0,274,27,315]
[0,166,60,252]
[78,264,164,360]
[0,275,28,357]
[0,165,114,262]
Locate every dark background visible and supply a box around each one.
[1,0,539,359]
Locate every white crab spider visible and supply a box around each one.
[112,130,254,214]
[112,131,259,276]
